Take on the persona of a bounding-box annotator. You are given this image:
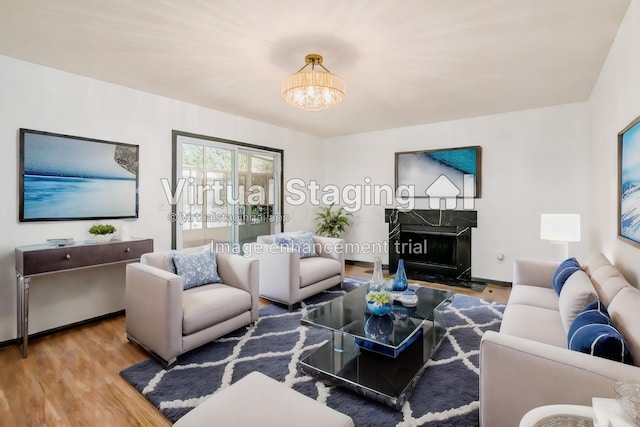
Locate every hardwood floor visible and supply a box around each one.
[0,316,171,427]
[0,264,509,426]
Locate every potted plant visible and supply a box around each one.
[315,203,352,238]
[365,290,392,316]
[89,224,116,243]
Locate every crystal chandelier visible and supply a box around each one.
[281,54,346,111]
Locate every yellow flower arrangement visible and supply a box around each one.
[366,290,392,306]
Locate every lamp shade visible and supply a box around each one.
[540,214,581,242]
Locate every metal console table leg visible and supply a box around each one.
[16,273,29,358]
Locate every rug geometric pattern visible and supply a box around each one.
[120,277,505,426]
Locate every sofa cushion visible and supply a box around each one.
[590,265,631,306]
[567,302,633,364]
[275,231,317,258]
[583,252,611,277]
[507,285,559,311]
[182,284,252,335]
[500,304,568,348]
[608,287,640,367]
[558,270,599,332]
[141,250,178,273]
[173,250,222,289]
[551,257,581,295]
[299,256,342,288]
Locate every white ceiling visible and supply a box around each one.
[0,0,631,137]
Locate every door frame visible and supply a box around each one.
[171,130,284,249]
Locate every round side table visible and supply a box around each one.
[519,404,594,427]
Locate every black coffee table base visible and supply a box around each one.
[298,319,444,410]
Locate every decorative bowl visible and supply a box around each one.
[614,380,640,423]
[367,300,392,316]
[92,233,114,243]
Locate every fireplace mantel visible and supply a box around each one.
[385,209,477,230]
[385,209,477,281]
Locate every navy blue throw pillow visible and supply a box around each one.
[568,301,610,338]
[567,301,634,365]
[552,257,581,295]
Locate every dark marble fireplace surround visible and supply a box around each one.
[385,209,477,284]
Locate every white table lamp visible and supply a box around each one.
[540,214,581,260]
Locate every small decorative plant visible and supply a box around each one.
[89,224,116,235]
[366,290,393,316]
[366,290,392,306]
[315,203,352,238]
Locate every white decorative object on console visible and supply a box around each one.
[121,224,132,241]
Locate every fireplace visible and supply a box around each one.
[385,209,477,282]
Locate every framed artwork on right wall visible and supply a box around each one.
[618,114,640,247]
[395,145,481,199]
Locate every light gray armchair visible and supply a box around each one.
[247,234,344,309]
[125,245,259,367]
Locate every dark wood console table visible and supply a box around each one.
[15,238,153,358]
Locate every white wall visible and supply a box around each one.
[0,55,323,342]
[324,103,591,282]
[587,0,640,285]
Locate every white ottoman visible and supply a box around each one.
[173,371,354,427]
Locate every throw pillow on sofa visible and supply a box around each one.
[173,250,223,290]
[275,231,317,258]
[552,257,581,294]
[558,270,599,332]
[567,301,633,364]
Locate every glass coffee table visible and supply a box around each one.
[299,284,454,410]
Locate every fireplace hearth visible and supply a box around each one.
[385,209,480,289]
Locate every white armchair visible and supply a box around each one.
[247,234,345,309]
[125,245,259,367]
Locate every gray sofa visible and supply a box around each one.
[480,253,640,427]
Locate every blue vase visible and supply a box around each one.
[392,259,409,292]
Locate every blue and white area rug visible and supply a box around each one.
[120,277,505,426]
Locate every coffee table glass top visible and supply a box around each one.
[301,284,453,356]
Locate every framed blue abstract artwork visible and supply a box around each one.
[19,129,139,222]
[395,146,481,199]
[619,116,640,246]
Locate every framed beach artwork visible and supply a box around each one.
[395,146,481,199]
[19,129,139,222]
[619,115,640,246]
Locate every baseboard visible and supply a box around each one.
[473,277,512,287]
[345,259,380,268]
[0,309,125,350]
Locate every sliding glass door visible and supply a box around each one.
[237,149,279,245]
[171,131,283,251]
